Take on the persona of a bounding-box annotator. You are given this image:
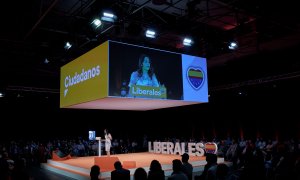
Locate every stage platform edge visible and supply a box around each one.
[42,152,224,180]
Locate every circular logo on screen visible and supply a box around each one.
[187,67,205,90]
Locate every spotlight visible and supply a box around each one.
[145,29,156,38]
[92,19,102,28]
[101,12,116,22]
[183,38,193,46]
[64,42,72,50]
[44,58,49,64]
[103,12,114,18]
[228,41,238,50]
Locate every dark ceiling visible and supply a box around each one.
[1,1,300,141]
[1,0,300,97]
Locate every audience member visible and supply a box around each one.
[134,167,147,180]
[148,160,165,180]
[181,153,193,180]
[111,161,130,180]
[168,159,188,180]
[90,165,100,180]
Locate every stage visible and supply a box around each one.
[42,152,224,179]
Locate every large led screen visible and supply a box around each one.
[109,41,183,100]
[108,41,208,102]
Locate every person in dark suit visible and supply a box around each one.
[90,165,100,180]
[111,161,130,180]
[181,153,193,180]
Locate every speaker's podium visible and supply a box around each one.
[94,137,119,171]
[94,156,119,171]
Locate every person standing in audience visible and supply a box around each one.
[168,159,188,180]
[181,153,193,180]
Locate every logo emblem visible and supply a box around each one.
[204,142,218,154]
[187,67,205,90]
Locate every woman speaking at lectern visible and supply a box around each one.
[104,129,112,156]
[128,54,160,88]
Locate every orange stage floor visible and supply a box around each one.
[42,152,223,180]
[61,152,205,170]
